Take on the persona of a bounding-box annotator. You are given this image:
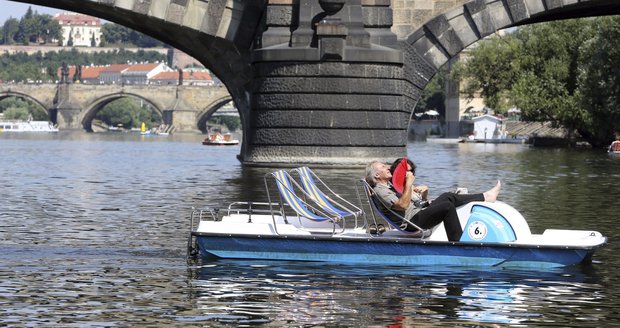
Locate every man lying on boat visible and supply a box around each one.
[365,159,501,241]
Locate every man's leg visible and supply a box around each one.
[410,201,463,241]
[433,192,484,207]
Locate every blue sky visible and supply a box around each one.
[0,1,60,22]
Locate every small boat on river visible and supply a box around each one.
[188,167,607,269]
[0,120,59,133]
[202,133,239,146]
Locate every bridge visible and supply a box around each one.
[8,0,620,166]
[0,83,231,132]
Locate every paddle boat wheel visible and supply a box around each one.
[188,167,607,268]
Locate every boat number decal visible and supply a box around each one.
[468,221,488,240]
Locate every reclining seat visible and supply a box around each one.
[360,179,432,238]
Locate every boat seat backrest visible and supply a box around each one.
[293,166,362,218]
[361,180,431,238]
[272,170,335,222]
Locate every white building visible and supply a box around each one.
[53,13,102,47]
[472,114,504,140]
[122,62,171,84]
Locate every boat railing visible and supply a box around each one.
[226,201,284,222]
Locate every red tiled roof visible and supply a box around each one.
[99,64,131,73]
[125,63,161,72]
[53,13,101,26]
[151,71,213,81]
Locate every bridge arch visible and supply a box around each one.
[0,91,52,120]
[196,96,235,133]
[81,93,163,132]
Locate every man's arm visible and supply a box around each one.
[392,172,414,211]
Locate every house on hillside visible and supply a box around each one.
[53,13,102,47]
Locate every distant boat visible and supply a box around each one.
[608,140,620,154]
[0,120,58,133]
[202,133,239,145]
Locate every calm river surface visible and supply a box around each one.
[1,132,619,327]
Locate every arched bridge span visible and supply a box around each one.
[8,0,620,165]
[0,83,231,132]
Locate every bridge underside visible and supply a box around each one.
[8,0,620,166]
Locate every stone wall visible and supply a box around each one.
[391,0,468,38]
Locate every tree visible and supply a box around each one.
[452,33,520,113]
[414,68,447,118]
[100,22,163,47]
[95,97,160,129]
[2,18,19,45]
[67,28,73,46]
[577,17,620,147]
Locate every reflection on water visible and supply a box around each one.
[1,133,619,326]
[188,259,607,326]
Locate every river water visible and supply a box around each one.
[1,132,619,327]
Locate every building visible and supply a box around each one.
[472,114,504,140]
[150,70,214,85]
[57,62,173,85]
[98,64,131,84]
[122,62,170,84]
[53,13,102,47]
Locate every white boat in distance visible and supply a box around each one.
[0,120,59,133]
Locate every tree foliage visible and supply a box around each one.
[95,97,161,129]
[455,17,620,147]
[0,7,61,45]
[101,23,164,48]
[0,97,48,120]
[414,68,447,118]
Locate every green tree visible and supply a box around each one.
[2,107,30,120]
[510,20,593,131]
[0,97,47,120]
[95,97,160,129]
[101,23,163,47]
[452,33,520,112]
[2,18,20,45]
[577,17,620,147]
[414,68,447,118]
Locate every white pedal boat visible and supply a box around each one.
[188,167,607,269]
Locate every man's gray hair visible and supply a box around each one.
[365,160,381,187]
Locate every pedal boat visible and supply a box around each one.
[188,168,607,269]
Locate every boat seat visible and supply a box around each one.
[291,166,362,220]
[360,179,432,238]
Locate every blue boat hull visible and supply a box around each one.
[193,233,598,269]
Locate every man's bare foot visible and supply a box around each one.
[483,180,501,202]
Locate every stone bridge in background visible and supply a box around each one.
[8,0,620,166]
[0,83,231,132]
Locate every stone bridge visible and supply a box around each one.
[8,0,620,166]
[0,83,231,132]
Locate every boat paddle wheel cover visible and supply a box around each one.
[460,205,517,243]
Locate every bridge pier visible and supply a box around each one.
[241,0,411,166]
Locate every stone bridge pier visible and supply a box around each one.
[247,0,408,166]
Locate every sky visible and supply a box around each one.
[0,1,61,22]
